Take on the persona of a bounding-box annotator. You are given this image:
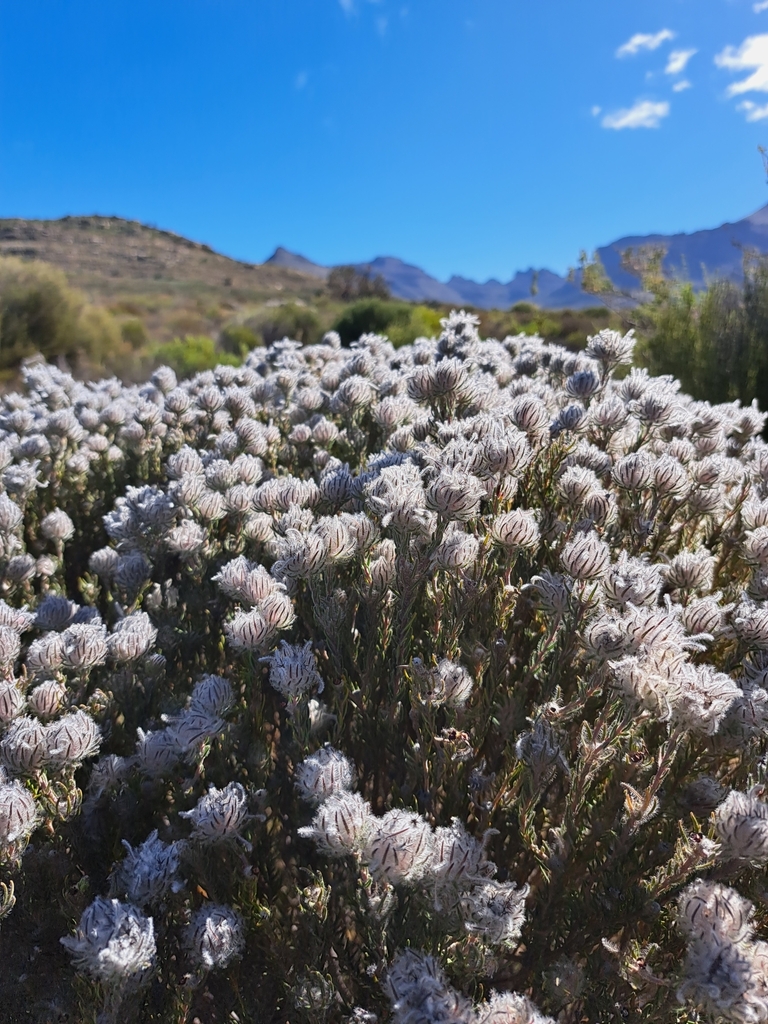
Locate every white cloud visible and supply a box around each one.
[665,49,697,75]
[673,79,692,92]
[715,34,768,95]
[755,1,768,12]
[591,105,602,117]
[616,30,675,58]
[738,99,768,119]
[601,99,670,129]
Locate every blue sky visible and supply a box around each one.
[1,1,767,282]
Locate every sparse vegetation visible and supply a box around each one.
[0,219,631,387]
[327,264,390,302]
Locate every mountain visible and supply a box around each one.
[266,202,768,310]
[264,248,593,309]
[445,268,588,310]
[594,204,768,292]
[266,246,329,280]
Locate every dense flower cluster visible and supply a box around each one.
[0,315,766,1020]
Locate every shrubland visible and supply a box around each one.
[582,248,768,418]
[0,253,625,383]
[0,258,136,382]
[0,312,766,1023]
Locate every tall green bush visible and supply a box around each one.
[0,257,124,374]
[333,299,442,347]
[250,303,323,347]
[621,255,768,413]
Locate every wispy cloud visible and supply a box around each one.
[738,99,768,119]
[755,1,768,12]
[295,71,308,90]
[601,99,670,129]
[673,79,692,92]
[665,49,696,75]
[339,0,384,15]
[715,34,768,95]
[616,30,675,58]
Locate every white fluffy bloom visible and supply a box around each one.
[460,880,529,946]
[179,782,251,846]
[45,711,101,767]
[560,530,610,581]
[384,948,476,1024]
[714,789,768,864]
[60,897,156,984]
[363,809,435,884]
[0,778,39,849]
[110,830,185,906]
[295,746,354,804]
[108,611,157,662]
[298,791,373,857]
[260,640,324,699]
[185,903,245,971]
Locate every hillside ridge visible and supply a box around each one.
[3,205,767,315]
[266,202,768,309]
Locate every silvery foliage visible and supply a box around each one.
[0,315,767,1019]
[109,829,185,907]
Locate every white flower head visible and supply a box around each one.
[295,746,355,805]
[60,897,156,984]
[179,782,251,847]
[185,903,245,971]
[110,830,185,906]
[260,640,324,699]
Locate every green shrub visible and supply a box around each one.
[120,318,148,349]
[0,258,83,368]
[151,334,240,376]
[332,299,417,345]
[386,304,444,347]
[0,256,125,376]
[634,258,768,412]
[252,304,323,346]
[219,323,262,357]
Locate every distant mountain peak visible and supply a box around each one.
[265,247,329,279]
[266,202,768,311]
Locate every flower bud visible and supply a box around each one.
[491,510,540,552]
[295,747,355,805]
[185,903,245,971]
[560,530,610,581]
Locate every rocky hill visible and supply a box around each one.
[0,216,325,347]
[0,216,316,297]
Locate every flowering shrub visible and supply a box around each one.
[0,315,767,1022]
